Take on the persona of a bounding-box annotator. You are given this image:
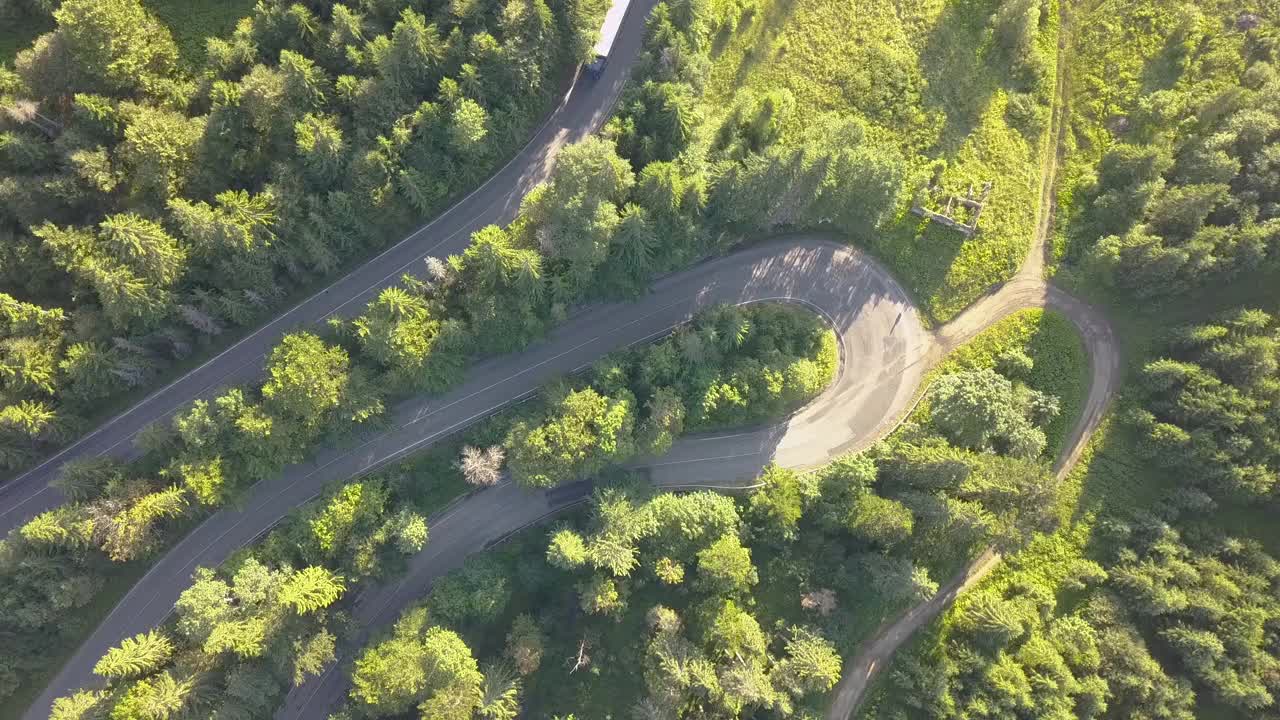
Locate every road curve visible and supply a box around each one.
[275,239,1121,719]
[28,237,934,719]
[281,3,1121,715]
[823,7,1120,714]
[822,275,1121,720]
[0,0,660,537]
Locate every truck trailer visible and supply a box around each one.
[586,0,632,77]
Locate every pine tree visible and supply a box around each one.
[93,629,174,680]
[279,566,346,614]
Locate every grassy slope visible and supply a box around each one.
[701,0,1057,321]
[860,3,1279,718]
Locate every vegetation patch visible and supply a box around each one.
[696,0,1061,320]
[42,301,838,719]
[142,0,257,67]
[337,421,1061,720]
[861,3,1280,711]
[926,308,1088,459]
[319,301,1087,720]
[0,0,590,477]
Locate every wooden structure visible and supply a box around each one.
[3,100,62,139]
[911,177,993,238]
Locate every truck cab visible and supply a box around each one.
[586,54,608,78]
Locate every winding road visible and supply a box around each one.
[30,235,935,719]
[19,2,1123,718]
[0,0,659,538]
[273,237,1119,720]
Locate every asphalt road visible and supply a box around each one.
[21,0,1125,715]
[823,10,1123,714]
[0,0,659,537]
[274,237,1121,719]
[27,237,934,719]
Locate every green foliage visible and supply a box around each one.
[1060,1,1280,297]
[1104,518,1280,712]
[695,532,758,595]
[261,332,353,439]
[107,670,197,720]
[349,606,484,719]
[48,557,347,719]
[1131,308,1280,501]
[516,136,636,294]
[43,295,831,717]
[37,213,188,330]
[0,3,53,64]
[928,368,1059,460]
[0,0,579,489]
[507,387,637,488]
[92,630,174,680]
[279,566,346,615]
[695,0,1061,320]
[929,308,1089,459]
[142,0,256,67]
[747,464,816,541]
[845,493,915,549]
[429,557,509,626]
[708,113,908,235]
[38,0,179,100]
[505,614,546,676]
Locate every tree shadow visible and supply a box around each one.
[918,0,1003,156]
[871,213,969,323]
[1138,17,1197,95]
[715,0,800,94]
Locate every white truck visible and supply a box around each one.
[586,0,632,77]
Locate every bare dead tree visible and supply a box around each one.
[568,636,591,674]
[179,305,224,336]
[800,588,838,617]
[423,256,453,291]
[458,444,506,487]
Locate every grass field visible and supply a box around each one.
[701,0,1060,321]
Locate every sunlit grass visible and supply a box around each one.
[700,0,1058,322]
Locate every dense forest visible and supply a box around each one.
[313,306,1083,719]
[9,0,1280,719]
[0,0,598,471]
[867,3,1280,720]
[0,0,883,711]
[0,0,918,474]
[1060,0,1280,297]
[47,301,839,719]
